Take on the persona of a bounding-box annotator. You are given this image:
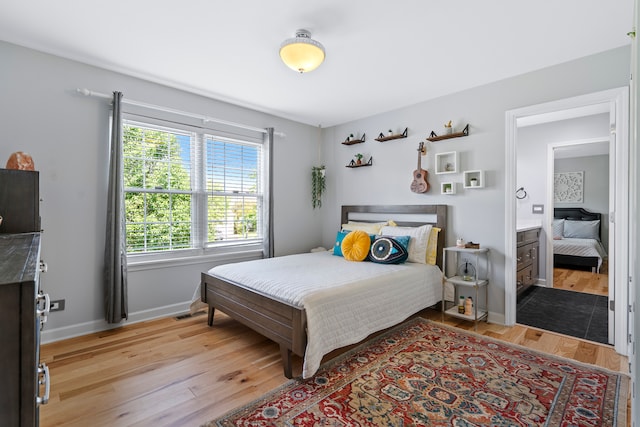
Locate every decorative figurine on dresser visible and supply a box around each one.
[0,164,50,426]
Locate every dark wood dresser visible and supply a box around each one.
[0,168,48,426]
[516,227,540,298]
[0,233,48,426]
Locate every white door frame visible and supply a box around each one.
[505,87,629,355]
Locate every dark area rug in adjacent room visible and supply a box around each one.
[517,286,609,345]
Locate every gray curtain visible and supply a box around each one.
[104,91,128,323]
[264,127,274,258]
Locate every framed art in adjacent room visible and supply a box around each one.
[554,171,583,203]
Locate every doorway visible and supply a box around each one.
[515,131,612,344]
[505,87,630,355]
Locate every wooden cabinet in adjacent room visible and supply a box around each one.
[0,168,49,426]
[516,227,540,298]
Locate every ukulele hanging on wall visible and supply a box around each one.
[410,142,429,193]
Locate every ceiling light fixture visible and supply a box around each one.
[279,29,325,73]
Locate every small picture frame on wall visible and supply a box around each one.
[554,171,583,203]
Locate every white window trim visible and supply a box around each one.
[122,114,267,265]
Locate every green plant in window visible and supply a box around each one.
[122,126,192,252]
[311,166,326,209]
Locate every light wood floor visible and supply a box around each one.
[40,305,628,427]
[553,265,608,296]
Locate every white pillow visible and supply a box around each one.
[342,221,387,235]
[563,219,600,240]
[552,219,565,239]
[380,224,432,264]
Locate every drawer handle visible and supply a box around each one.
[517,257,522,262]
[36,292,50,326]
[36,363,50,405]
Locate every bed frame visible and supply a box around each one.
[201,204,447,378]
[553,207,601,271]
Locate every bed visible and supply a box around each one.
[553,207,607,273]
[200,204,447,378]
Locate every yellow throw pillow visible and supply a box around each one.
[426,227,441,265]
[341,230,371,262]
[341,221,387,235]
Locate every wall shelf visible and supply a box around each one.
[441,182,457,195]
[375,127,408,142]
[427,124,469,142]
[435,151,458,174]
[463,170,485,188]
[341,133,366,145]
[346,157,373,168]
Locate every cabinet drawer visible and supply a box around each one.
[517,229,540,246]
[517,244,534,270]
[516,228,540,246]
[518,265,534,287]
[523,229,539,242]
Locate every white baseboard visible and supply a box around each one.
[42,305,508,343]
[41,301,192,344]
[487,310,505,325]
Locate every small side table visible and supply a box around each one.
[442,246,490,330]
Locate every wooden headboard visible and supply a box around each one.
[554,207,602,238]
[341,205,447,267]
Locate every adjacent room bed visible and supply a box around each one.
[552,207,607,273]
[200,204,447,378]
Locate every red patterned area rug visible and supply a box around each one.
[206,318,628,426]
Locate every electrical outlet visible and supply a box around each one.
[50,299,65,312]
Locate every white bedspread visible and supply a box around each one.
[553,237,607,271]
[206,251,443,378]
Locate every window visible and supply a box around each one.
[122,119,266,258]
[205,137,262,244]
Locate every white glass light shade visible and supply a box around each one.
[279,29,325,73]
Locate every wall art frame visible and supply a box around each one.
[554,171,583,203]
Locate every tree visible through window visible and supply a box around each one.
[122,120,263,255]
[206,138,261,243]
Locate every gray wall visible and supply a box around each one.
[0,41,321,340]
[555,155,610,251]
[319,46,630,323]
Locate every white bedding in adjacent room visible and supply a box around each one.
[205,250,443,378]
[553,237,607,271]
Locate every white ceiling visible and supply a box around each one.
[0,1,633,127]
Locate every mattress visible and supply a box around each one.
[206,250,443,378]
[553,237,607,271]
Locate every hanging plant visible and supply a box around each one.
[311,165,326,209]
